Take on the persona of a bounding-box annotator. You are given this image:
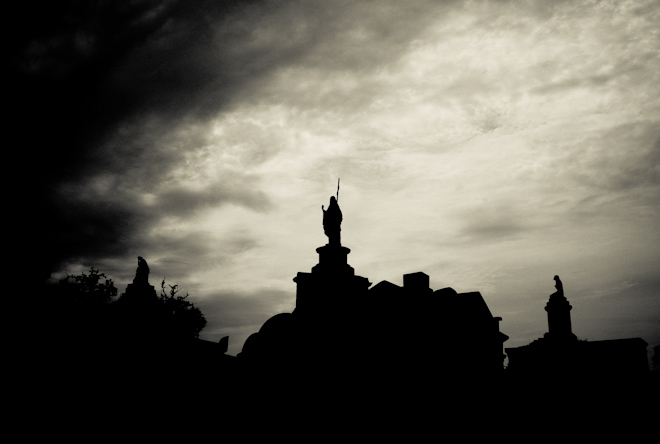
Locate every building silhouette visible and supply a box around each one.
[35,195,656,427]
[238,196,509,388]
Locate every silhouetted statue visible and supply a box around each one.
[322,196,342,246]
[544,274,575,341]
[552,275,563,299]
[133,256,150,286]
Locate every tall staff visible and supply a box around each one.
[336,178,340,202]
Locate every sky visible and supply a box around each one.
[18,0,659,360]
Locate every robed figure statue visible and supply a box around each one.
[322,196,342,246]
[550,275,564,300]
[133,256,150,286]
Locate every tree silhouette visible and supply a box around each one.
[55,267,118,306]
[43,267,206,344]
[34,267,121,372]
[158,279,207,340]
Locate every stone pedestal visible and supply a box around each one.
[312,244,354,277]
[122,283,159,305]
[544,294,577,342]
[293,244,370,315]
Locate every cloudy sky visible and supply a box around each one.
[19,0,659,359]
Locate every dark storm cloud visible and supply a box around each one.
[20,0,457,276]
[49,168,268,273]
[157,182,271,215]
[149,229,260,283]
[12,0,279,273]
[99,227,260,300]
[106,230,221,285]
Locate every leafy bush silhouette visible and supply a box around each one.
[39,267,118,341]
[34,266,213,398]
[42,267,206,344]
[157,278,207,340]
[55,267,118,306]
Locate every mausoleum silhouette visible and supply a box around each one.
[238,195,509,382]
[505,276,648,378]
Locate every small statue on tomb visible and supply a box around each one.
[133,256,150,286]
[550,275,564,301]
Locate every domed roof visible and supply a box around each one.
[259,312,294,335]
[240,332,262,356]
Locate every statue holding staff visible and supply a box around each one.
[322,180,342,246]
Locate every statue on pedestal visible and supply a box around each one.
[133,256,150,286]
[121,256,158,304]
[322,196,342,246]
[550,275,564,300]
